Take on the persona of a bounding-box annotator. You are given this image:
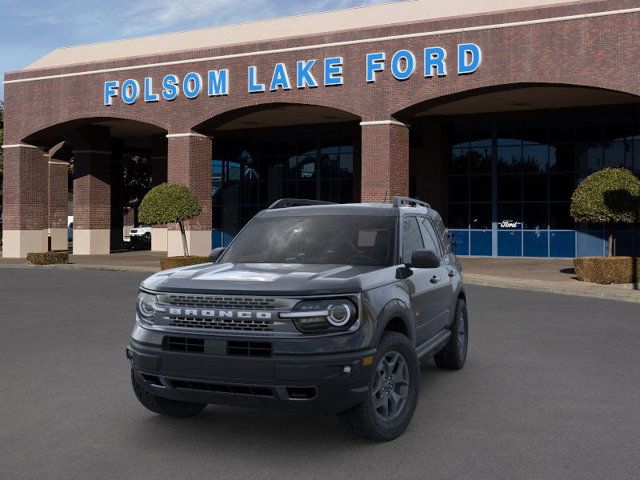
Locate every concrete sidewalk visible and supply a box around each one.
[1,251,639,303]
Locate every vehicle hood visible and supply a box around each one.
[142,262,397,295]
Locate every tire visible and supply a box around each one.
[338,332,420,442]
[131,370,206,418]
[434,298,468,370]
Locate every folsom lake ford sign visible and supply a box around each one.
[103,43,482,106]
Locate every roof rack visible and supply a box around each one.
[392,196,431,209]
[267,198,336,210]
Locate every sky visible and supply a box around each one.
[0,0,403,100]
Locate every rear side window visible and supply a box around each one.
[402,217,424,263]
[431,214,451,254]
[419,217,443,257]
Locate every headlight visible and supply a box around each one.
[281,299,357,333]
[137,291,158,324]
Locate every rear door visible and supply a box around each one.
[418,216,454,334]
[400,216,440,345]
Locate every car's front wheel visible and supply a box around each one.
[131,370,206,418]
[338,332,420,442]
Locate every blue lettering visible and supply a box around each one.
[366,52,385,83]
[270,63,292,91]
[391,50,415,81]
[208,69,229,96]
[183,72,202,99]
[121,79,140,105]
[424,47,447,77]
[162,74,179,101]
[104,80,119,106]
[324,57,343,86]
[458,43,482,74]
[296,60,318,89]
[248,66,265,93]
[144,77,159,102]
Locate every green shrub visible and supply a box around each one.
[139,183,202,256]
[574,256,640,284]
[160,256,209,270]
[27,251,69,265]
[570,168,640,256]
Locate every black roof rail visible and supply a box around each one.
[392,196,431,209]
[267,198,336,210]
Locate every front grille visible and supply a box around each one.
[168,316,275,332]
[164,294,277,310]
[163,336,205,353]
[170,379,274,397]
[227,341,272,357]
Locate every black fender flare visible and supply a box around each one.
[373,299,416,346]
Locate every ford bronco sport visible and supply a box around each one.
[127,196,468,441]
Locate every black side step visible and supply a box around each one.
[415,330,451,360]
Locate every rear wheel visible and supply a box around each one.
[131,370,206,418]
[338,332,419,442]
[434,298,468,370]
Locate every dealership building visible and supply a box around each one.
[2,0,640,258]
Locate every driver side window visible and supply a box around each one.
[402,217,424,264]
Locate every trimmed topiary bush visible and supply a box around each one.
[139,183,202,256]
[574,256,639,284]
[570,168,640,256]
[27,251,69,265]
[160,256,209,271]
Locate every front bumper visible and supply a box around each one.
[128,334,376,414]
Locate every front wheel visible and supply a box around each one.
[434,298,468,370]
[338,332,420,442]
[131,370,206,418]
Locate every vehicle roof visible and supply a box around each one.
[260,203,436,217]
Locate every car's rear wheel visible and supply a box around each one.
[434,298,468,370]
[338,332,419,442]
[131,370,206,418]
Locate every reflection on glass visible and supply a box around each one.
[497,145,522,173]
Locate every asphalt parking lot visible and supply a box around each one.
[1,268,639,480]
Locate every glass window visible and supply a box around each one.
[497,145,522,173]
[402,217,425,264]
[523,174,548,201]
[549,144,575,172]
[604,141,632,168]
[221,215,396,266]
[470,203,492,230]
[577,143,603,175]
[549,174,576,202]
[497,175,521,202]
[523,203,548,229]
[431,214,452,254]
[469,147,492,173]
[419,217,443,256]
[498,203,522,230]
[449,148,469,174]
[447,204,469,229]
[522,144,548,173]
[448,176,469,202]
[470,175,491,202]
[549,202,574,229]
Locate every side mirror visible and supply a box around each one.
[209,247,226,263]
[410,249,441,269]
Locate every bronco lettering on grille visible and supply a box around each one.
[167,308,273,320]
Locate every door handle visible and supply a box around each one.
[430,275,440,284]
[448,269,456,278]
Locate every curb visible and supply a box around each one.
[0,263,159,274]
[464,273,640,304]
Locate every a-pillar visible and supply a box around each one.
[71,126,112,255]
[1,143,49,258]
[48,142,70,251]
[360,120,409,203]
[166,132,212,257]
[150,134,168,252]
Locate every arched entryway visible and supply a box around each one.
[194,103,361,247]
[3,118,167,257]
[396,84,640,258]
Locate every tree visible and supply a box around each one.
[570,168,640,256]
[138,183,202,256]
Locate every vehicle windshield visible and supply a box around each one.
[221,215,396,266]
